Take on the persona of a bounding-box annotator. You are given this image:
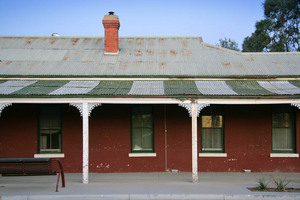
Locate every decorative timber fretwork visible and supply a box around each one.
[291,103,300,109]
[179,103,210,117]
[69,103,101,117]
[0,103,12,117]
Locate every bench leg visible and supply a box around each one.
[56,172,61,192]
[56,159,65,188]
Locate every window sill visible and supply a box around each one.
[128,153,156,157]
[270,153,299,158]
[199,153,227,157]
[34,153,65,158]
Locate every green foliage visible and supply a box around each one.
[242,0,300,52]
[272,177,291,191]
[217,37,240,51]
[242,19,272,52]
[256,178,269,191]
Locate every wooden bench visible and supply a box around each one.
[0,158,65,192]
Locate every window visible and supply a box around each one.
[38,105,62,153]
[201,106,224,153]
[272,105,295,153]
[131,105,154,153]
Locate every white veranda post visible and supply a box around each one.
[191,103,198,183]
[82,102,89,184]
[70,102,101,184]
[179,103,210,183]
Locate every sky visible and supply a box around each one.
[0,0,265,49]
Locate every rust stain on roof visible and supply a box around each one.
[3,61,12,65]
[127,39,134,44]
[25,39,33,45]
[136,38,144,46]
[134,50,143,56]
[159,62,166,68]
[181,40,188,47]
[71,38,80,46]
[222,62,231,67]
[246,56,254,62]
[49,39,57,45]
[181,49,191,57]
[170,50,177,56]
[146,49,153,56]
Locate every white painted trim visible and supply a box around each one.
[104,50,119,55]
[1,77,299,81]
[128,153,157,157]
[34,153,65,158]
[199,153,227,157]
[0,98,299,105]
[270,153,299,158]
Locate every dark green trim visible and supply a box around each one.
[13,81,68,95]
[130,105,154,153]
[38,104,62,154]
[271,105,296,153]
[88,81,133,95]
[290,80,300,88]
[226,80,274,95]
[164,80,201,96]
[200,105,225,153]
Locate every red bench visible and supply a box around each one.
[0,158,65,192]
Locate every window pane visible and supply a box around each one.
[272,113,292,127]
[40,107,61,129]
[131,105,153,152]
[39,105,61,153]
[272,127,293,151]
[202,115,222,128]
[272,105,295,152]
[132,128,142,150]
[202,128,223,150]
[142,128,153,150]
[142,114,152,127]
[201,106,224,152]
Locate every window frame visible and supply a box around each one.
[271,105,296,153]
[130,105,154,153]
[200,105,225,153]
[38,104,62,154]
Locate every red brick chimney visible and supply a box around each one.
[102,12,120,54]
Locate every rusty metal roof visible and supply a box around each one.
[0,36,299,78]
[0,80,299,97]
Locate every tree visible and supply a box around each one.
[242,19,272,52]
[217,37,240,51]
[242,0,300,52]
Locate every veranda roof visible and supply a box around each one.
[0,80,299,98]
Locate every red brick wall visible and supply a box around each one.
[0,104,299,173]
[0,104,37,158]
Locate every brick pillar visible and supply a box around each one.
[102,12,120,54]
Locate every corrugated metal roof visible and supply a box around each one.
[50,81,100,95]
[257,81,300,95]
[128,81,165,95]
[0,36,299,78]
[195,81,237,95]
[0,80,299,97]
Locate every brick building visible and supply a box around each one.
[0,12,299,183]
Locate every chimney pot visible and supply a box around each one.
[109,11,114,15]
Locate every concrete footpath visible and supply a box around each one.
[0,172,299,200]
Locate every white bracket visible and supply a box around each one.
[179,103,210,117]
[70,103,101,117]
[0,103,12,117]
[291,103,300,109]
